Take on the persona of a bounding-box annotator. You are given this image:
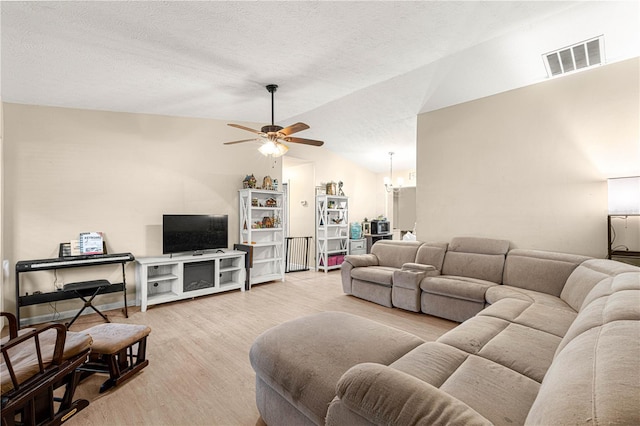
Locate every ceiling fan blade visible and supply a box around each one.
[228,123,263,135]
[279,122,310,136]
[283,136,324,147]
[223,138,261,145]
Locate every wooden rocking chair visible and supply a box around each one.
[1,312,92,426]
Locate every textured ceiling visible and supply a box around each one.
[2,1,639,172]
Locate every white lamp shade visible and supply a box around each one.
[608,176,640,214]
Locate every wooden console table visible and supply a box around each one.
[15,253,134,327]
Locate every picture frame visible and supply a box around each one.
[362,222,371,235]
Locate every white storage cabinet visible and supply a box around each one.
[316,195,349,272]
[239,189,286,285]
[135,251,245,312]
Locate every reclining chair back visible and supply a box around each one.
[371,240,424,268]
[441,237,509,283]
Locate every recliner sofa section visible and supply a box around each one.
[341,240,447,308]
[419,236,510,322]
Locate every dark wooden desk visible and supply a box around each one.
[15,253,134,326]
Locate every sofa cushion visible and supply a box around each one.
[249,311,424,425]
[486,285,574,310]
[371,240,423,268]
[448,237,510,255]
[555,272,640,356]
[560,259,639,311]
[436,314,560,383]
[525,321,640,425]
[478,298,576,338]
[390,338,540,426]
[329,363,492,426]
[579,269,640,308]
[414,242,448,271]
[439,355,540,426]
[420,276,497,303]
[502,249,590,297]
[351,266,397,287]
[440,237,509,283]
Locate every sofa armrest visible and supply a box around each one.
[402,263,438,275]
[343,254,379,268]
[332,362,492,426]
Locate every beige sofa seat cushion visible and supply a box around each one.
[440,355,540,426]
[249,311,424,425]
[390,342,470,387]
[329,363,491,426]
[420,276,497,303]
[560,259,639,311]
[479,298,577,338]
[351,266,397,287]
[486,285,573,310]
[502,249,590,297]
[390,339,540,426]
[526,321,640,425]
[437,314,559,383]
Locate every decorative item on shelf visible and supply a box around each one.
[328,200,336,209]
[338,181,345,196]
[350,222,363,239]
[243,174,257,189]
[326,181,337,195]
[316,185,326,196]
[252,198,259,207]
[332,217,344,224]
[262,216,274,228]
[265,197,278,207]
[263,175,274,191]
[362,219,371,235]
[273,179,279,191]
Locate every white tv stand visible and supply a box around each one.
[135,250,246,312]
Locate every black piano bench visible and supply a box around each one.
[79,323,151,393]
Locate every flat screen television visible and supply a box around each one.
[163,214,228,254]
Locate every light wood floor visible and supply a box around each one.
[61,270,456,425]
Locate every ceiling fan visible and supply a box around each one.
[223,84,324,157]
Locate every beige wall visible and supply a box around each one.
[2,103,380,321]
[0,105,252,319]
[283,147,382,266]
[416,58,640,257]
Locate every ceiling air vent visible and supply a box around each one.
[543,36,604,78]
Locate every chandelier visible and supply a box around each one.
[384,152,404,193]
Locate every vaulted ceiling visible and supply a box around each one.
[2,1,639,172]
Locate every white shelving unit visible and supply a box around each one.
[239,189,286,285]
[316,195,349,272]
[135,250,245,312]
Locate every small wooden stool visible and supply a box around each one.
[80,323,151,393]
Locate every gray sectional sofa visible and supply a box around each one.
[250,237,640,425]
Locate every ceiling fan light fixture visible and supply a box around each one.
[259,140,288,157]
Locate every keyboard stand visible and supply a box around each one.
[15,253,134,327]
[64,280,112,328]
